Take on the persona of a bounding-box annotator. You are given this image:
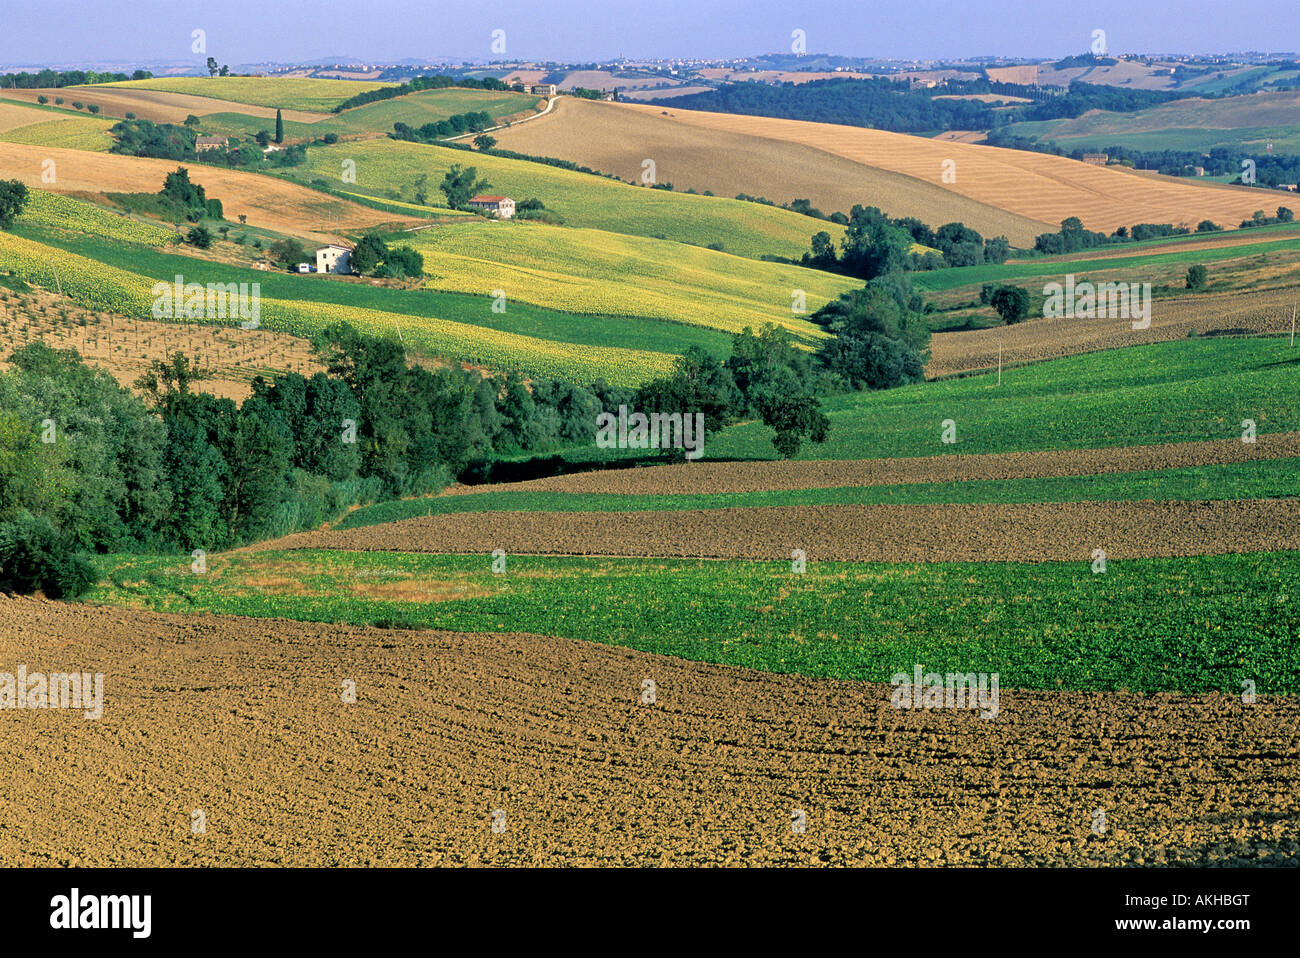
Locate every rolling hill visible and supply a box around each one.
[291,137,843,261]
[492,98,1282,242]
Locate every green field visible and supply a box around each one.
[199,89,541,141]
[708,337,1300,460]
[101,76,395,111]
[336,457,1300,528]
[288,138,840,261]
[1002,89,1300,155]
[88,549,1300,694]
[914,233,1300,292]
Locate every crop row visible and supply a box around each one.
[0,231,673,385]
[18,190,176,245]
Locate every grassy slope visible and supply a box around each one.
[288,138,840,261]
[90,549,1300,694]
[405,220,852,339]
[201,89,541,140]
[337,457,1300,527]
[710,337,1300,460]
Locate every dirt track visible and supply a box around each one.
[2,596,1295,866]
[264,498,1300,562]
[442,433,1300,498]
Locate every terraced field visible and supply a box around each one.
[291,138,843,260]
[8,595,1297,865]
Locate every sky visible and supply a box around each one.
[2,0,1297,68]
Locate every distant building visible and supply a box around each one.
[529,84,558,97]
[467,195,516,219]
[1193,166,1206,177]
[195,136,229,152]
[315,245,351,274]
[1082,153,1110,166]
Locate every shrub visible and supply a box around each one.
[1186,264,1208,291]
[186,224,213,248]
[0,512,98,600]
[989,284,1032,324]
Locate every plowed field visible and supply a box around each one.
[440,433,1300,497]
[259,499,1300,562]
[2,596,1294,866]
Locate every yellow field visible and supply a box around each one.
[406,220,855,338]
[608,102,1275,236]
[489,98,1051,244]
[0,230,675,386]
[0,101,115,150]
[17,190,176,244]
[0,142,420,243]
[103,77,391,112]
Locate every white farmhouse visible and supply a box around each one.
[466,195,515,219]
[316,244,352,274]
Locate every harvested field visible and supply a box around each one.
[0,143,421,243]
[0,289,322,402]
[441,433,1300,497]
[927,286,1300,377]
[0,101,60,133]
[2,595,1295,866]
[489,98,1049,245]
[260,498,1300,562]
[0,87,329,124]
[604,102,1273,236]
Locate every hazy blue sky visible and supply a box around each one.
[2,0,1297,67]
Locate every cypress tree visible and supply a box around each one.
[274,108,283,143]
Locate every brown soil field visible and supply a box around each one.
[0,288,322,401]
[262,499,1300,563]
[985,65,1041,85]
[603,102,1273,236]
[3,595,1294,866]
[0,88,328,124]
[933,130,990,144]
[928,285,1300,377]
[440,433,1300,498]
[489,98,1051,245]
[0,143,421,243]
